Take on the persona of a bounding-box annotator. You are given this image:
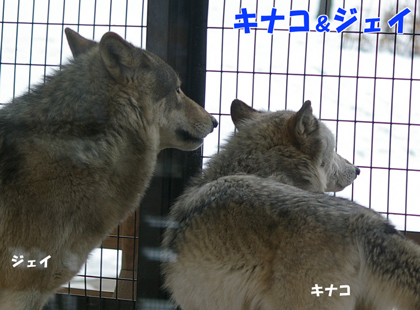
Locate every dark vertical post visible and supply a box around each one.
[137,0,209,301]
[317,0,332,18]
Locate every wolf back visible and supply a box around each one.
[0,29,217,309]
[163,100,420,310]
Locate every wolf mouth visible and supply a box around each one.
[176,129,203,144]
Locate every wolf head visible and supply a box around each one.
[203,99,359,193]
[65,28,217,151]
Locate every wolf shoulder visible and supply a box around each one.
[169,174,392,237]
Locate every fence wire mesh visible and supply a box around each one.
[0,0,147,306]
[204,0,420,236]
[1,0,420,308]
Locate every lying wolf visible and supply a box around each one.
[0,29,217,309]
[163,100,420,310]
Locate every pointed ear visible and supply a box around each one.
[65,28,97,58]
[99,32,137,83]
[231,99,260,130]
[292,100,321,156]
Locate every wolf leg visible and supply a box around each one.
[0,289,52,310]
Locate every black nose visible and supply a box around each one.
[355,166,360,176]
[211,116,218,128]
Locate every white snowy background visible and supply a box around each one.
[1,0,419,295]
[204,0,420,234]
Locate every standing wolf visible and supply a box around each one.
[163,100,420,310]
[0,29,217,309]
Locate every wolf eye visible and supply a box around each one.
[176,87,181,94]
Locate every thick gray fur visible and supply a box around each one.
[163,100,420,310]
[0,29,217,309]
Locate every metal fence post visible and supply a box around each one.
[137,0,209,303]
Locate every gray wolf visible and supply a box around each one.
[0,28,217,309]
[163,100,420,310]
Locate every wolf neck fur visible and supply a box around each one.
[195,133,322,192]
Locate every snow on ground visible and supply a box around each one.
[0,0,419,291]
[204,0,420,232]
